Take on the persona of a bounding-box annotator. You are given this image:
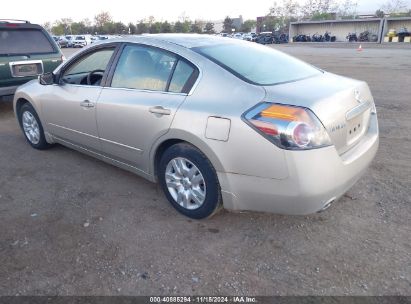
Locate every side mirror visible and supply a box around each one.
[39,72,55,85]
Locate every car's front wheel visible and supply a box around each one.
[158,143,222,219]
[19,103,52,150]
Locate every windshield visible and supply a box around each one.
[193,42,321,85]
[0,29,55,55]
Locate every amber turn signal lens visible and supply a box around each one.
[261,104,310,121]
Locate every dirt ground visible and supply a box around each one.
[0,44,410,296]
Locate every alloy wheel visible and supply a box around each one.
[165,157,206,210]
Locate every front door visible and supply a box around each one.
[42,46,116,151]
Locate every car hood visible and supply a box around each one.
[263,72,375,154]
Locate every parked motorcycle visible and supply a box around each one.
[256,34,274,45]
[398,27,410,39]
[293,34,310,42]
[347,33,358,42]
[312,33,324,42]
[359,31,370,42]
[273,33,289,44]
[324,31,336,42]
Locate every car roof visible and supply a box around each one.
[114,34,234,49]
[0,20,44,30]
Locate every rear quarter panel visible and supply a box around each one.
[155,54,290,180]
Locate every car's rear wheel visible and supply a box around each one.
[158,143,222,219]
[19,103,52,150]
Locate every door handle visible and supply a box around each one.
[80,100,94,108]
[149,106,171,115]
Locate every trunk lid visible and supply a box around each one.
[263,72,374,155]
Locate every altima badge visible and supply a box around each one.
[354,90,362,104]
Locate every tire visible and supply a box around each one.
[18,103,52,150]
[158,143,222,219]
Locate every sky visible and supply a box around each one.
[2,0,411,24]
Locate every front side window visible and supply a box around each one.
[62,48,114,85]
[193,41,322,85]
[111,45,177,92]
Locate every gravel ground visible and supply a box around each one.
[0,44,410,296]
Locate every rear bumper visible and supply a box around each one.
[0,85,18,97]
[218,113,379,215]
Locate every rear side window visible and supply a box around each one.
[193,42,321,85]
[169,60,196,93]
[0,29,55,55]
[111,45,177,92]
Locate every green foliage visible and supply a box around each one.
[375,9,385,17]
[136,21,148,34]
[223,16,233,33]
[241,20,256,32]
[128,23,136,34]
[149,22,162,34]
[51,24,65,35]
[204,22,215,34]
[190,21,203,33]
[174,21,190,33]
[310,12,336,20]
[389,10,411,17]
[161,21,172,33]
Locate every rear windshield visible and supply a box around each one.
[193,42,321,85]
[0,29,55,55]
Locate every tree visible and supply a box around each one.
[204,22,215,34]
[94,12,112,28]
[311,12,336,20]
[381,0,408,13]
[150,22,162,34]
[161,21,172,33]
[71,21,87,34]
[301,0,337,18]
[51,23,65,35]
[114,22,127,34]
[136,20,148,34]
[267,0,300,32]
[223,16,233,33]
[375,9,385,17]
[174,21,191,33]
[128,23,136,34]
[241,20,256,32]
[190,21,203,33]
[174,21,184,33]
[43,22,52,33]
[338,0,358,18]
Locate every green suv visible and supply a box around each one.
[0,19,64,98]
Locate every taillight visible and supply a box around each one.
[243,103,332,150]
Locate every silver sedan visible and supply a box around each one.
[13,34,379,219]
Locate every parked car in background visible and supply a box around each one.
[57,36,69,48]
[72,35,92,48]
[91,35,109,43]
[243,33,258,42]
[232,33,244,39]
[13,34,378,219]
[256,32,274,44]
[65,35,75,47]
[0,19,64,98]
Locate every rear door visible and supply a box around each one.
[0,25,62,88]
[96,43,198,172]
